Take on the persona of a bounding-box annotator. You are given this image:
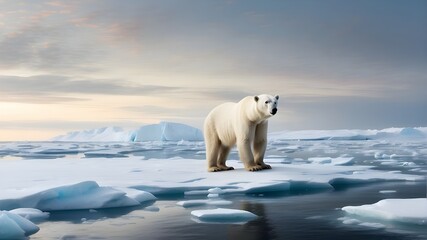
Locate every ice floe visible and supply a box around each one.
[191,208,258,224]
[0,154,422,212]
[0,181,156,211]
[342,198,427,225]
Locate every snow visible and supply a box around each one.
[133,121,203,141]
[342,198,427,225]
[191,208,257,224]
[0,211,39,239]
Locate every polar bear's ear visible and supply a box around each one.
[254,96,259,102]
[275,95,279,100]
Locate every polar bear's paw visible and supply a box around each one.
[258,163,272,169]
[218,165,234,171]
[246,165,263,171]
[208,166,234,172]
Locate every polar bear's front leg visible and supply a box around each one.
[253,122,271,169]
[237,137,263,171]
[217,145,234,171]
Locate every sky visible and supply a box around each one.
[0,0,426,141]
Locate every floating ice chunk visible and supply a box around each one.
[191,208,257,224]
[144,206,160,212]
[177,199,232,208]
[9,208,49,220]
[338,217,362,225]
[358,222,386,228]
[342,198,427,225]
[379,190,396,194]
[84,149,128,158]
[208,188,224,195]
[0,211,39,239]
[117,187,157,203]
[308,157,354,165]
[208,188,223,194]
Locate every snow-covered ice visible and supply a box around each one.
[1,124,427,238]
[191,208,258,224]
[342,198,427,225]
[0,154,422,211]
[0,181,156,211]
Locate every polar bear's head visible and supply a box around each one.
[254,94,279,118]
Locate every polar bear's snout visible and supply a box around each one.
[271,108,278,115]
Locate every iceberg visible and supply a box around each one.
[342,198,427,225]
[50,122,204,142]
[133,121,203,142]
[191,208,258,224]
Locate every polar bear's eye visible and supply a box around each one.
[265,101,270,104]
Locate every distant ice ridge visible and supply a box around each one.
[51,121,203,142]
[51,126,133,142]
[269,127,427,141]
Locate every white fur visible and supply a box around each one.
[204,94,279,172]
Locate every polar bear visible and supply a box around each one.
[204,94,279,172]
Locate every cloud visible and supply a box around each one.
[0,75,180,103]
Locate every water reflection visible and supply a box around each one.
[228,201,277,240]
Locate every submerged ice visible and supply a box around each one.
[0,211,40,239]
